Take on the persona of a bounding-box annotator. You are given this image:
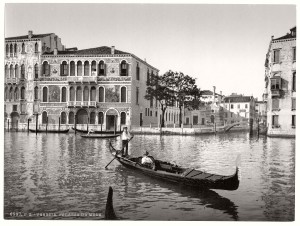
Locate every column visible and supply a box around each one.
[68,61,71,76]
[75,62,77,77]
[89,61,91,76]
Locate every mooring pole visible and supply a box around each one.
[114,116,116,135]
[36,114,38,135]
[87,117,89,132]
[75,114,77,135]
[7,119,10,132]
[59,117,61,132]
[46,116,48,134]
[27,118,30,133]
[16,120,18,132]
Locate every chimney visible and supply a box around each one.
[111,46,115,55]
[54,48,58,55]
[28,30,33,39]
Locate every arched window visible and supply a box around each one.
[15,64,19,78]
[10,44,13,57]
[34,86,39,100]
[69,87,75,101]
[20,87,25,100]
[42,111,48,124]
[21,64,25,79]
[76,87,82,101]
[120,60,128,76]
[14,87,19,101]
[35,42,38,53]
[61,87,67,102]
[9,87,13,101]
[70,61,75,76]
[69,111,75,124]
[99,87,104,102]
[5,65,9,77]
[6,44,9,56]
[121,112,126,125]
[83,86,89,101]
[91,61,97,76]
[98,61,106,76]
[60,61,68,76]
[84,61,89,76]
[34,63,39,78]
[42,61,50,76]
[21,43,25,53]
[90,86,96,101]
[98,112,104,124]
[90,112,95,124]
[77,61,82,76]
[10,65,14,78]
[14,43,17,55]
[121,87,126,102]
[136,62,140,80]
[61,112,67,124]
[42,87,48,102]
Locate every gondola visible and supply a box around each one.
[109,141,240,191]
[29,128,69,133]
[81,134,120,139]
[72,127,122,134]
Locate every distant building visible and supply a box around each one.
[199,90,223,104]
[255,100,267,125]
[220,94,256,125]
[5,30,165,131]
[264,26,296,137]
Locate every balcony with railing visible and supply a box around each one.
[67,76,98,83]
[68,101,97,108]
[5,78,19,84]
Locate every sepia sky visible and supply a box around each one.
[4,3,296,99]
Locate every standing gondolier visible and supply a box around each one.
[121,127,133,157]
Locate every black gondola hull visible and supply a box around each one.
[109,142,240,191]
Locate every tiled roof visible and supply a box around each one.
[200,90,222,96]
[273,26,296,41]
[5,33,53,40]
[44,46,130,56]
[223,96,253,103]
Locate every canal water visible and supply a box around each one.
[4,132,295,221]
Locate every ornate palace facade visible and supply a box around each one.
[5,31,160,131]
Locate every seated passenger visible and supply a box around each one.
[142,151,153,164]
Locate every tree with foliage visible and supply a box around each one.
[168,71,202,125]
[145,72,175,128]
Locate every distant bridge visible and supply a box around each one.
[224,121,249,132]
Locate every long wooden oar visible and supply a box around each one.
[105,136,134,169]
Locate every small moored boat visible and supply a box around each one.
[29,128,70,133]
[81,134,119,139]
[109,141,240,191]
[72,127,122,134]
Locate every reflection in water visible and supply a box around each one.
[4,132,295,220]
[115,166,239,220]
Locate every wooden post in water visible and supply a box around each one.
[59,117,61,132]
[46,116,48,134]
[36,114,38,135]
[16,120,18,132]
[87,117,89,132]
[7,119,10,132]
[74,114,77,135]
[114,115,116,135]
[27,119,30,133]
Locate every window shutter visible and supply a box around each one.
[126,63,129,76]
[104,63,107,76]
